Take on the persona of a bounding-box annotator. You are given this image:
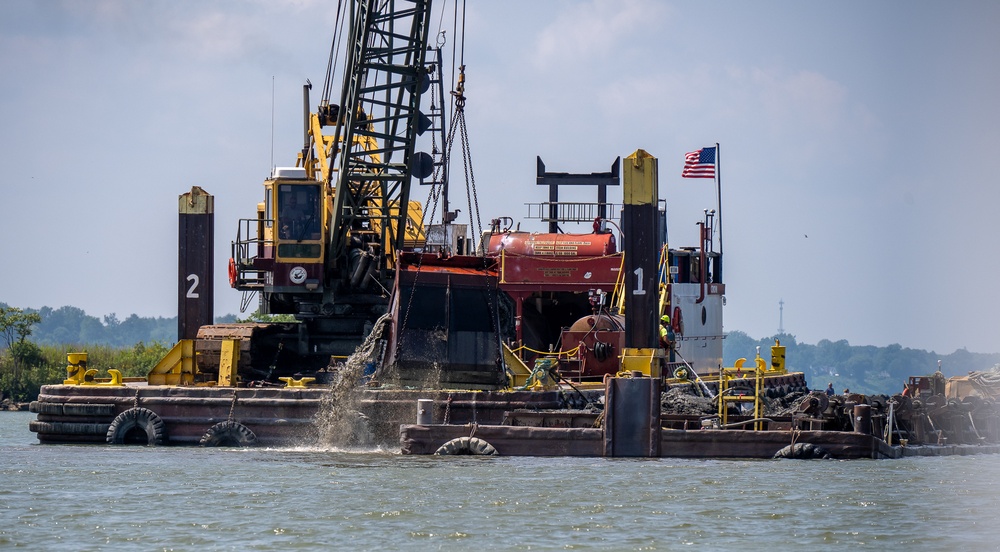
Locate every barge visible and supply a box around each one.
[27,0,1000,460]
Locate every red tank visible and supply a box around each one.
[487,232,616,257]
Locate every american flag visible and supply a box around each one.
[682,147,716,178]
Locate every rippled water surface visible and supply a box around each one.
[2,411,999,550]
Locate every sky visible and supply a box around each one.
[1,0,998,355]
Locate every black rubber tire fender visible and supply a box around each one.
[199,421,258,447]
[63,403,116,417]
[106,407,166,445]
[29,401,64,415]
[434,436,498,456]
[773,442,833,460]
[30,402,116,416]
[29,421,108,436]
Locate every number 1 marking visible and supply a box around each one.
[633,267,646,295]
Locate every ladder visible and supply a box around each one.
[717,357,764,430]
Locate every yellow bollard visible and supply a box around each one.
[770,339,786,373]
[64,352,89,385]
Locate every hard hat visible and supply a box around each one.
[661,315,670,324]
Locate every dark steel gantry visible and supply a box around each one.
[327,0,435,277]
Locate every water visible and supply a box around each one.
[2,411,999,550]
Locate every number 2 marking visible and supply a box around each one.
[186,274,200,298]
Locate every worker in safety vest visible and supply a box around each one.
[659,314,676,363]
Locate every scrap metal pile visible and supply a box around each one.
[968,365,1000,400]
[660,383,1000,446]
[889,393,999,445]
[793,389,999,445]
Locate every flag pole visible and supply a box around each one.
[715,142,723,281]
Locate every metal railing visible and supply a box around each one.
[525,202,623,223]
[231,218,273,290]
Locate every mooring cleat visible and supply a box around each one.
[93,369,124,387]
[278,377,316,388]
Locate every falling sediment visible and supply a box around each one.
[314,313,392,448]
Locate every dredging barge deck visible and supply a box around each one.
[29,366,1000,459]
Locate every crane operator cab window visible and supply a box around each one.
[276,184,322,258]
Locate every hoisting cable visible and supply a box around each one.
[394,71,449,358]
[394,164,445,359]
[442,45,498,372]
[447,0,460,124]
[397,0,492,366]
[457,99,484,248]
[322,0,350,106]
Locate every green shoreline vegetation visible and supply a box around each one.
[2,303,998,405]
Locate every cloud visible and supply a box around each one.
[739,67,846,131]
[531,0,669,72]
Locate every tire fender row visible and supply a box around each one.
[106,407,259,447]
[30,401,258,447]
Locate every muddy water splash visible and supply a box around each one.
[314,313,392,448]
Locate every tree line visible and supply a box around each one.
[2,303,998,403]
[723,331,1000,396]
[0,304,236,403]
[26,305,237,347]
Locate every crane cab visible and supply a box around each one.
[231,168,327,315]
[265,171,325,295]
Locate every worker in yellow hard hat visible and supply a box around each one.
[659,314,675,362]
